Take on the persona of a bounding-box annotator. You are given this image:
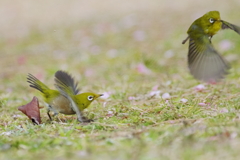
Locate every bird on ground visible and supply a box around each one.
[27,70,102,122]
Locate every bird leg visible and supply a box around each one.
[182,36,189,44]
[81,115,94,122]
[66,97,86,123]
[52,112,63,122]
[47,105,60,121]
[209,36,213,43]
[47,109,52,121]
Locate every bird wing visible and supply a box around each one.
[221,20,240,34]
[27,73,50,93]
[54,70,80,95]
[54,71,87,122]
[188,36,230,82]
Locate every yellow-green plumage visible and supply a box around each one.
[27,74,60,104]
[54,71,102,111]
[27,71,102,122]
[182,11,240,82]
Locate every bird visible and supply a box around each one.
[182,11,240,82]
[27,70,103,122]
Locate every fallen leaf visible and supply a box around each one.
[180,98,188,103]
[152,85,159,91]
[220,108,229,113]
[1,131,12,136]
[99,92,111,100]
[128,96,136,100]
[136,63,152,74]
[12,114,23,120]
[148,90,161,98]
[162,93,171,100]
[106,111,114,117]
[18,96,41,125]
[198,103,207,106]
[207,80,217,85]
[194,84,206,91]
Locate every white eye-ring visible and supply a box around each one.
[88,96,94,101]
[209,18,215,24]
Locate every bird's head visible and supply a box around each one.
[75,93,103,110]
[202,11,222,36]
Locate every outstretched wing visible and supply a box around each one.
[221,20,240,34]
[188,36,230,82]
[54,70,80,96]
[27,73,50,93]
[55,71,87,122]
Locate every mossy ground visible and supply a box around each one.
[1,0,240,159]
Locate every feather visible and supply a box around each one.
[188,37,230,82]
[54,70,80,95]
[221,20,240,34]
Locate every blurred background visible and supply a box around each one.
[1,1,240,159]
[0,0,240,103]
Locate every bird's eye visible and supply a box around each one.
[209,18,215,24]
[88,96,94,101]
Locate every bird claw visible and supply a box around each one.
[83,119,94,123]
[78,116,94,123]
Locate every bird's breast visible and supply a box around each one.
[50,95,76,115]
[206,21,222,36]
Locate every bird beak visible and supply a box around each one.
[99,94,104,97]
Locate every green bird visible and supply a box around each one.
[27,70,103,122]
[182,11,240,82]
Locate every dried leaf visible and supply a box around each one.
[18,96,41,125]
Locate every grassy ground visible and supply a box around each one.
[1,0,240,159]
